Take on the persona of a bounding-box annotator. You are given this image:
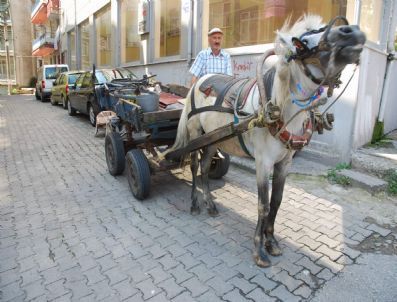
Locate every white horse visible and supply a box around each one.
[167,15,366,267]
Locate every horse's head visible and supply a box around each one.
[276,15,366,88]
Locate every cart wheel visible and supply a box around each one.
[209,151,230,179]
[126,149,151,200]
[105,132,125,175]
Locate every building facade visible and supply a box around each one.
[31,0,62,67]
[60,0,397,161]
[0,0,34,87]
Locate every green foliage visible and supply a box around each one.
[327,163,351,186]
[371,120,384,144]
[385,170,397,195]
[29,76,37,88]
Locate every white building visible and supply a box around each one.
[59,0,397,161]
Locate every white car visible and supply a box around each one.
[35,64,69,102]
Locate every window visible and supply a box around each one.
[359,0,382,43]
[120,0,140,63]
[68,73,81,84]
[155,0,181,57]
[69,30,76,69]
[203,0,348,49]
[79,20,91,70]
[95,5,112,66]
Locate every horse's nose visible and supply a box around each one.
[339,26,353,34]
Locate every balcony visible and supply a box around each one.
[31,0,47,24]
[32,32,55,57]
[47,0,60,20]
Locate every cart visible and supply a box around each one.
[104,77,232,200]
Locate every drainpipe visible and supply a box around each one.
[377,0,396,124]
[354,0,361,24]
[187,0,194,67]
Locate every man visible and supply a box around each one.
[189,27,233,86]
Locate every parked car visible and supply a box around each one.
[67,68,137,126]
[50,71,84,108]
[35,64,69,102]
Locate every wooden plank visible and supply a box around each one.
[165,116,256,160]
[143,109,183,123]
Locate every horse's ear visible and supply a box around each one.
[277,32,296,53]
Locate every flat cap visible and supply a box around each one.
[208,27,223,36]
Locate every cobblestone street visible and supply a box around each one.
[1,95,396,302]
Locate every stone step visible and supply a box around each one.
[336,169,388,194]
[352,148,397,178]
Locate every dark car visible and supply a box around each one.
[50,71,84,108]
[67,68,137,126]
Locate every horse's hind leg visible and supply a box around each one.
[265,154,293,256]
[200,145,219,217]
[190,151,201,215]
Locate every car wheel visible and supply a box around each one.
[50,96,57,106]
[88,103,96,127]
[61,96,67,109]
[105,132,125,176]
[209,151,230,179]
[126,149,151,200]
[67,99,76,116]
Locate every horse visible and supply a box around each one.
[166,15,366,267]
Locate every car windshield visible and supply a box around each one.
[95,69,137,84]
[45,67,68,79]
[68,73,82,84]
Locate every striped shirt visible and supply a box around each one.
[189,48,233,78]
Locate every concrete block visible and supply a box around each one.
[336,169,387,194]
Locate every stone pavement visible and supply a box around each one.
[0,95,396,302]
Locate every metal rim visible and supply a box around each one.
[105,138,115,168]
[89,105,95,125]
[126,158,138,194]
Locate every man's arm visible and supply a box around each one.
[189,51,204,86]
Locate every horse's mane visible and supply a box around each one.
[272,15,325,114]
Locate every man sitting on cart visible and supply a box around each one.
[189,27,233,86]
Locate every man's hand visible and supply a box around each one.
[191,76,198,87]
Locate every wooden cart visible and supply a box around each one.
[104,83,233,200]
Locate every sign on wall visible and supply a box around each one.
[138,0,149,34]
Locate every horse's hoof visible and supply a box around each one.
[207,207,219,217]
[190,206,201,216]
[253,252,271,268]
[265,241,283,256]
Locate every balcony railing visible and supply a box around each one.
[47,0,60,19]
[32,32,55,56]
[31,0,47,24]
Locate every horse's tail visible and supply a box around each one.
[164,87,193,156]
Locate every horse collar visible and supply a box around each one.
[268,118,313,150]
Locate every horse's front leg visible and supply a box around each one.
[190,151,201,215]
[265,153,293,256]
[200,146,219,217]
[253,164,272,267]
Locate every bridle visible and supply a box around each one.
[251,16,360,150]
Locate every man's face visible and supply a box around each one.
[208,33,223,52]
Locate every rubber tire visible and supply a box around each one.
[88,103,96,127]
[62,95,67,109]
[126,149,151,200]
[105,132,125,176]
[67,99,76,116]
[50,96,57,106]
[209,151,230,179]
